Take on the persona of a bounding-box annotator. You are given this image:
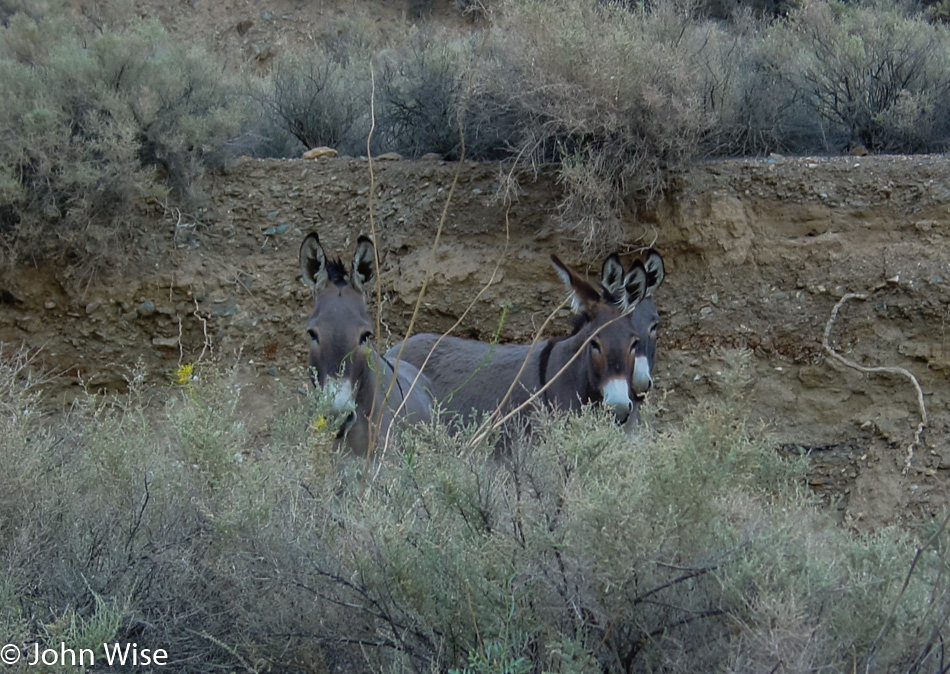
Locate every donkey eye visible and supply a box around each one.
[590,340,602,353]
[308,329,319,343]
[359,331,373,345]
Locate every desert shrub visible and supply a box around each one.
[493,0,714,254]
[0,361,328,671]
[455,0,492,20]
[251,10,404,159]
[376,31,515,160]
[2,350,947,672]
[408,0,437,19]
[258,25,517,161]
[697,10,817,156]
[377,33,469,159]
[925,0,950,24]
[771,1,950,153]
[257,49,370,156]
[0,0,45,25]
[673,0,803,20]
[0,7,251,270]
[292,350,949,672]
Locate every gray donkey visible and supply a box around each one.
[604,248,665,403]
[385,250,665,432]
[299,233,433,457]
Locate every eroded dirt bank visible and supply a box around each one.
[1,154,948,530]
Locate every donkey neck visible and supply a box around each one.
[351,348,380,415]
[375,349,409,409]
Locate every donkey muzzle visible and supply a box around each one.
[320,378,358,439]
[602,378,633,424]
[631,355,653,398]
[324,378,356,410]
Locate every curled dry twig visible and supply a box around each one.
[822,291,927,472]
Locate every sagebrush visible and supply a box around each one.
[0,350,946,672]
[6,0,950,266]
[0,6,250,271]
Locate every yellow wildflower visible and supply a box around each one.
[170,362,195,388]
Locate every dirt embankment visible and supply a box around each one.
[1,154,948,530]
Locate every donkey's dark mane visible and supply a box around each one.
[326,259,348,286]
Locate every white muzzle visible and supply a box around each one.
[631,355,653,399]
[602,377,633,423]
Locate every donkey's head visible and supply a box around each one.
[299,233,377,432]
[551,254,653,423]
[599,249,665,400]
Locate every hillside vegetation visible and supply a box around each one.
[4,0,950,265]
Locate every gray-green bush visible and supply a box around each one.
[376,31,517,160]
[8,0,950,270]
[492,0,715,253]
[770,1,950,153]
[0,8,250,270]
[257,50,370,156]
[1,349,947,673]
[248,0,950,254]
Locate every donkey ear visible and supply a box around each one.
[299,232,327,291]
[623,261,648,312]
[552,254,601,314]
[599,253,625,304]
[642,249,665,297]
[351,236,376,293]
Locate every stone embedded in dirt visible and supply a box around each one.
[375,152,402,161]
[210,300,237,317]
[263,223,290,236]
[419,152,443,161]
[136,301,155,317]
[252,43,277,63]
[302,146,338,160]
[152,336,179,349]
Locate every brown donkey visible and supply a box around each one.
[299,233,433,457]
[385,250,664,433]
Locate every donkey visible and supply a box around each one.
[384,250,665,433]
[299,232,433,457]
[603,248,665,405]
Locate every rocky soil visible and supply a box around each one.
[1,152,949,532]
